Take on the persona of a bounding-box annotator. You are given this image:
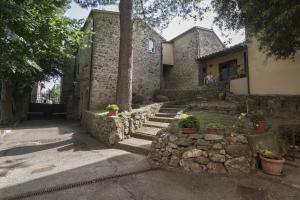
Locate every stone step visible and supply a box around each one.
[132,127,161,140]
[160,107,182,113]
[144,121,169,128]
[155,112,178,117]
[114,138,152,155]
[149,116,175,123]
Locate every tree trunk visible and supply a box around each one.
[116,0,133,112]
[0,80,14,125]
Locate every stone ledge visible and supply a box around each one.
[81,103,163,145]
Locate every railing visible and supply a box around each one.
[31,93,62,104]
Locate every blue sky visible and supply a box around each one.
[65,1,245,46]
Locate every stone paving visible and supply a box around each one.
[0,120,299,200]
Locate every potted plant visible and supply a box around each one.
[250,113,267,132]
[106,104,119,117]
[258,149,285,176]
[206,122,225,135]
[179,116,200,134]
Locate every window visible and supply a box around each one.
[148,39,156,53]
[218,59,238,81]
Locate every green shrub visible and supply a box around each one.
[179,116,200,129]
[132,94,145,105]
[168,121,180,134]
[232,120,246,134]
[156,95,169,102]
[206,122,224,129]
[258,149,272,157]
[106,104,119,111]
[250,113,265,124]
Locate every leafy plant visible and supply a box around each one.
[258,149,283,160]
[179,116,200,129]
[257,149,273,158]
[207,122,224,129]
[232,113,247,134]
[106,104,119,111]
[168,121,180,134]
[250,113,265,124]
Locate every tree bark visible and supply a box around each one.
[116,0,133,111]
[0,80,14,125]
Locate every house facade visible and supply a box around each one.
[62,9,300,120]
[162,27,225,89]
[63,10,164,118]
[197,38,300,96]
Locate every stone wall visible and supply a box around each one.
[81,103,163,145]
[149,130,254,175]
[89,11,163,110]
[163,27,224,90]
[156,82,227,101]
[227,94,300,119]
[164,30,199,90]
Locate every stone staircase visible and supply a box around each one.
[115,104,187,155]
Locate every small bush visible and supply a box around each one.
[250,113,265,124]
[232,114,247,134]
[232,120,246,134]
[168,121,180,134]
[179,116,200,129]
[132,94,145,105]
[106,104,119,111]
[156,95,169,102]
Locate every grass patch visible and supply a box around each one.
[181,111,251,133]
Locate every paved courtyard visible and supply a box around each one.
[0,120,299,200]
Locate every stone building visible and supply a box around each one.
[162,27,225,89]
[63,10,164,118]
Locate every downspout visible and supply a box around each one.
[196,29,202,86]
[245,46,250,95]
[160,42,163,90]
[87,14,95,111]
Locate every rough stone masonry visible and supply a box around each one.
[149,129,255,175]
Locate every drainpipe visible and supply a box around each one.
[160,43,163,90]
[88,14,95,111]
[244,46,250,95]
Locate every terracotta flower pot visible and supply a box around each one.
[207,128,223,135]
[182,128,198,134]
[107,110,118,117]
[260,156,285,176]
[254,121,267,132]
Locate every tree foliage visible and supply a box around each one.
[0,0,88,124]
[0,0,87,82]
[212,0,300,59]
[75,0,208,29]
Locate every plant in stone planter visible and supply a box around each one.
[258,149,285,176]
[250,113,267,132]
[206,122,225,135]
[106,104,119,117]
[179,116,200,134]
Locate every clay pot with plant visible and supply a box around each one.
[250,113,267,132]
[206,122,225,135]
[258,149,285,176]
[179,116,200,134]
[106,104,119,117]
